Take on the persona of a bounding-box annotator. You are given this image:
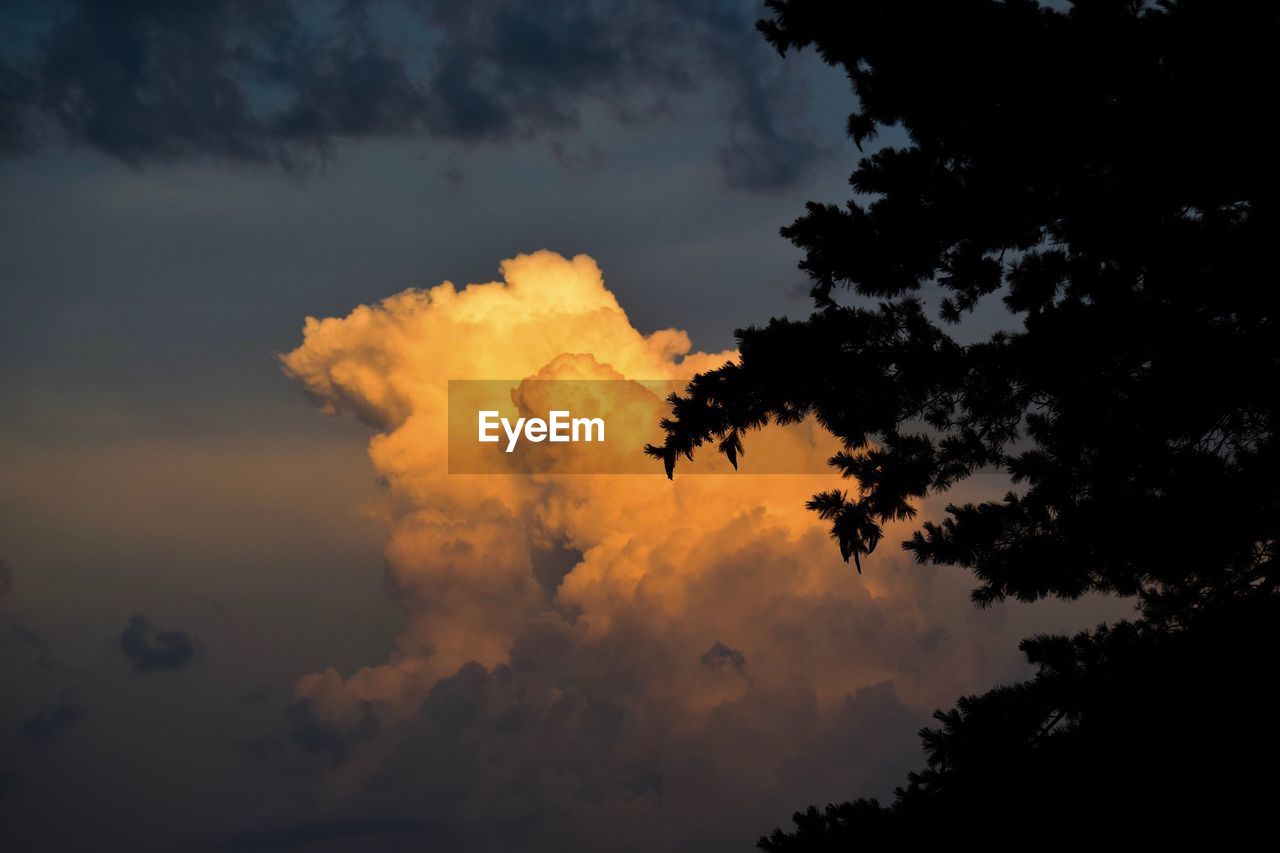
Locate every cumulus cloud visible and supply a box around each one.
[118,614,202,673]
[0,0,825,190]
[271,250,1041,850]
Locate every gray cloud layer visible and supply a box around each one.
[0,0,825,190]
[274,639,923,853]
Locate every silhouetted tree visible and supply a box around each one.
[648,0,1279,844]
[757,595,1279,846]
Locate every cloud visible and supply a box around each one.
[701,640,748,674]
[118,613,202,673]
[270,250,1046,850]
[0,0,826,190]
[286,697,380,766]
[0,558,12,597]
[20,690,83,745]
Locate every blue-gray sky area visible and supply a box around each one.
[0,3,1128,851]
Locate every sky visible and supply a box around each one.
[0,2,1130,851]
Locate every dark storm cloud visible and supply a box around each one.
[20,690,83,744]
[118,613,202,672]
[421,660,491,732]
[0,0,824,189]
[700,640,748,673]
[0,558,12,597]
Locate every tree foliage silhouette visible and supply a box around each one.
[647,0,1279,843]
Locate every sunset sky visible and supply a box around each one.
[1,3,1129,850]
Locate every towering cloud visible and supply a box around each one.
[278,251,1044,850]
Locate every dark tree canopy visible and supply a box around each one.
[648,0,1279,844]
[756,595,1279,847]
[649,0,1278,615]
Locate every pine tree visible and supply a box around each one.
[647,1,1280,843]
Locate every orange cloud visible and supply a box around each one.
[279,251,1073,844]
